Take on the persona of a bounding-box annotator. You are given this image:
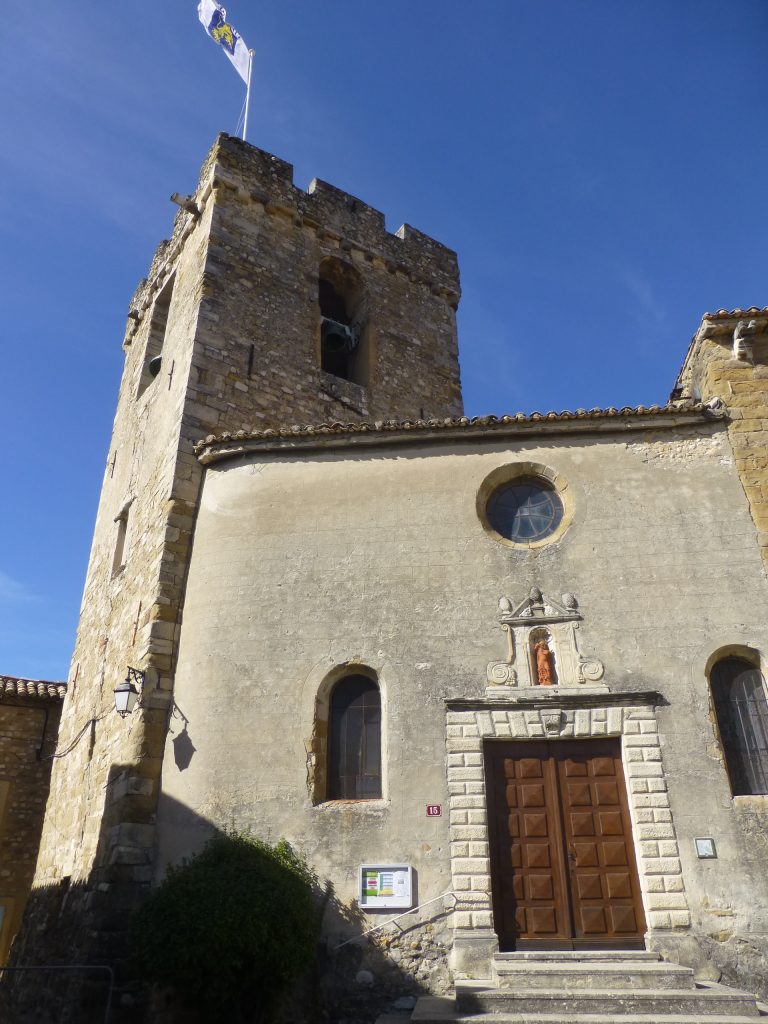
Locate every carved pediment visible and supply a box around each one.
[498,588,581,626]
[488,587,605,691]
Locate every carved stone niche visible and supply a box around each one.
[486,588,606,691]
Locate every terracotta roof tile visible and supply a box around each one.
[0,676,67,701]
[703,306,768,320]
[195,399,718,455]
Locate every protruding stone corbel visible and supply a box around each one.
[733,319,758,363]
[704,396,727,417]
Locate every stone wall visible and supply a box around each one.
[675,310,768,571]
[160,410,768,1002]
[670,311,768,993]
[188,134,463,436]
[0,679,64,964]
[11,134,464,1021]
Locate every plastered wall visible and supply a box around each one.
[159,418,768,994]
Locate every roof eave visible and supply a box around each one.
[196,404,725,467]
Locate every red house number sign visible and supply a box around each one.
[426,804,442,817]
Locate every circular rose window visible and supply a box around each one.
[486,477,564,542]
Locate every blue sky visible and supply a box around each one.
[1,1,766,680]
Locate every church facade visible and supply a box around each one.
[6,134,768,1021]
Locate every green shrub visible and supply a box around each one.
[132,831,319,1023]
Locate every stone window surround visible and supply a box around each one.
[307,661,387,806]
[476,461,574,550]
[445,691,691,976]
[704,643,768,800]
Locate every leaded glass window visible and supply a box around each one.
[328,675,382,800]
[711,657,768,796]
[486,477,564,542]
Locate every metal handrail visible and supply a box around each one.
[0,965,114,1024]
[333,890,458,951]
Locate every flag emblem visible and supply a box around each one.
[209,11,237,55]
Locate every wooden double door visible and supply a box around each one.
[485,738,646,950]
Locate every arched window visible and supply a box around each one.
[328,675,382,800]
[710,656,768,796]
[318,258,369,385]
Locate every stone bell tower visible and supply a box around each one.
[12,134,463,1020]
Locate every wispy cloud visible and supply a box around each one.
[459,285,533,415]
[0,571,35,605]
[617,266,669,330]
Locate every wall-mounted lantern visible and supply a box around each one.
[114,667,146,718]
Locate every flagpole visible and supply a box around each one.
[243,49,255,142]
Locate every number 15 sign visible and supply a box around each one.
[426,804,442,817]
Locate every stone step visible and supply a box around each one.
[494,950,662,962]
[453,983,760,1018]
[412,1002,765,1024]
[493,957,696,990]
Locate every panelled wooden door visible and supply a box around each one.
[485,738,646,950]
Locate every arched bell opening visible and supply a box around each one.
[137,273,175,398]
[318,258,369,385]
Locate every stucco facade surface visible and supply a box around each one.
[160,418,768,995]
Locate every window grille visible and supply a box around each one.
[486,477,564,542]
[711,657,768,796]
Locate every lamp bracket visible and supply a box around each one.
[126,667,146,691]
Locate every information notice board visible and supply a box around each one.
[358,864,413,909]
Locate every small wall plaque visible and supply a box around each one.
[695,837,717,859]
[426,804,442,817]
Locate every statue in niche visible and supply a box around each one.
[534,638,556,686]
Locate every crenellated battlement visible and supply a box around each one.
[121,128,463,448]
[205,133,460,292]
[129,133,461,329]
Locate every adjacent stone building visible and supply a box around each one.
[5,134,768,1022]
[0,676,65,964]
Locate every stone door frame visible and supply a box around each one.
[485,736,647,950]
[445,691,691,978]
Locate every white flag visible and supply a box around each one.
[198,0,251,84]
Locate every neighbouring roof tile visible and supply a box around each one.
[0,676,67,701]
